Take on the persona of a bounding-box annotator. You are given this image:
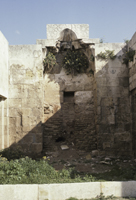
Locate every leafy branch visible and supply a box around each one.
[97,50,116,60]
[43,52,56,73]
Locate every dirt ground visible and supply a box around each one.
[44,144,136,175]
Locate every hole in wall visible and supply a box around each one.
[55,137,66,142]
[64,91,74,103]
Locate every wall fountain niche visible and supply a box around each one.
[43,28,96,153]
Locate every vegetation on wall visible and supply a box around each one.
[123,47,135,65]
[97,50,116,60]
[63,50,89,76]
[43,52,56,73]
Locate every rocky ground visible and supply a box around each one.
[43,144,136,179]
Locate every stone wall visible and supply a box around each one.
[128,32,136,156]
[37,24,99,47]
[0,32,9,150]
[0,31,8,98]
[43,69,96,152]
[95,43,132,157]
[0,98,9,150]
[8,45,44,154]
[1,24,136,157]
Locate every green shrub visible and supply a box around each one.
[0,157,96,184]
[43,52,56,73]
[123,48,135,65]
[63,50,89,76]
[0,147,25,161]
[97,50,116,60]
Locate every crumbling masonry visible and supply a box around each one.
[0,24,136,157]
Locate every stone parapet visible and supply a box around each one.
[0,182,136,200]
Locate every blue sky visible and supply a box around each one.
[0,0,136,45]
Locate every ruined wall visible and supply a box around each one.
[43,69,96,152]
[128,32,136,156]
[8,45,44,154]
[95,43,132,157]
[0,98,9,150]
[0,32,9,150]
[1,24,135,157]
[0,31,8,98]
[37,24,99,47]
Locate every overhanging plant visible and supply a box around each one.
[43,52,56,73]
[97,50,116,60]
[63,49,89,76]
[123,47,135,66]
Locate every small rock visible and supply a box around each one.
[61,145,69,150]
[91,150,98,157]
[64,163,71,167]
[100,161,110,165]
[105,157,111,161]
[86,154,92,160]
[123,160,127,163]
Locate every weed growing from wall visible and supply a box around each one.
[63,49,89,76]
[123,48,135,66]
[97,50,116,60]
[43,52,56,73]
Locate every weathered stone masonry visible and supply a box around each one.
[0,24,136,157]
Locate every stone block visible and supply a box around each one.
[9,117,16,127]
[22,108,31,116]
[0,31,8,98]
[22,135,33,144]
[36,133,43,143]
[108,86,121,97]
[108,114,115,124]
[0,185,15,200]
[48,182,100,200]
[75,91,93,104]
[92,150,99,157]
[31,143,42,153]
[103,142,111,149]
[101,182,122,197]
[9,99,21,108]
[22,126,31,132]
[101,181,136,197]
[71,24,89,39]
[119,77,129,87]
[111,141,132,151]
[39,185,49,200]
[65,83,77,91]
[47,24,89,40]
[96,77,107,86]
[107,78,120,87]
[22,116,31,127]
[16,116,22,127]
[15,185,38,200]
[9,108,19,117]
[0,185,38,200]
[101,97,114,107]
[114,132,131,142]
[8,85,22,98]
[97,86,109,97]
[84,82,93,90]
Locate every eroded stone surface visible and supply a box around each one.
[0,24,136,157]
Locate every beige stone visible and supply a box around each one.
[0,32,8,98]
[31,143,42,153]
[75,91,93,104]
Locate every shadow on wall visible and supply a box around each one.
[6,44,134,158]
[8,71,96,156]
